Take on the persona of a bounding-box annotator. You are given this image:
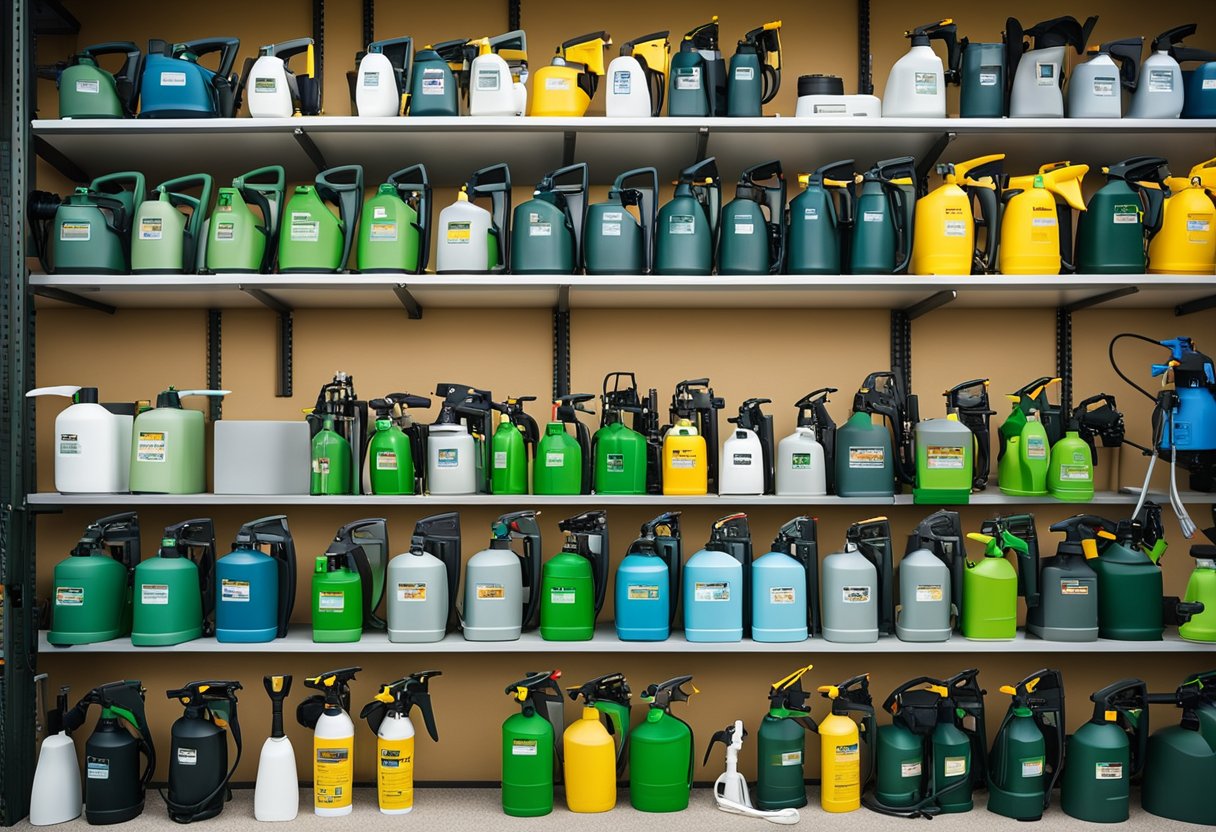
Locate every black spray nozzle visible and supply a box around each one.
[1148,671,1216,728]
[304,667,361,710]
[706,513,751,552]
[740,22,782,103]
[773,516,820,634]
[1092,38,1144,91]
[643,675,697,713]
[559,510,610,620]
[682,18,720,51]
[166,680,242,719]
[703,722,746,765]
[361,671,441,742]
[853,371,918,486]
[601,372,643,425]
[675,158,722,235]
[567,672,632,707]
[728,397,772,430]
[849,517,894,635]
[74,512,141,572]
[263,675,291,739]
[1153,24,1198,53]
[1050,514,1116,559]
[738,161,786,273]
[820,674,876,719]
[491,511,543,630]
[1016,16,1099,53]
[906,20,960,81]
[1117,501,1166,558]
[556,393,595,419]
[1074,393,1129,464]
[492,395,540,447]
[907,509,966,617]
[945,378,994,489]
[506,670,564,720]
[1003,668,1064,714]
[1106,158,1172,236]
[325,518,388,631]
[769,664,815,715]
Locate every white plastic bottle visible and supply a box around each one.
[435,189,495,273]
[254,675,299,822]
[1128,47,1184,118]
[605,55,652,116]
[29,733,82,825]
[775,427,827,496]
[882,37,945,117]
[719,428,765,495]
[355,51,400,117]
[469,39,518,116]
[26,385,133,493]
[426,423,477,494]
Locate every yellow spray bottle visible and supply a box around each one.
[562,673,633,813]
[295,667,361,817]
[1148,157,1216,274]
[359,671,441,815]
[815,674,876,813]
[911,154,1006,275]
[999,162,1089,275]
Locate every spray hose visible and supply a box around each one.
[705,720,800,825]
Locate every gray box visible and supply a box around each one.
[214,421,310,495]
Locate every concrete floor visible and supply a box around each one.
[14,787,1205,830]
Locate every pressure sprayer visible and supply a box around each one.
[776,388,836,496]
[999,162,1089,275]
[360,671,440,814]
[836,371,918,497]
[312,517,389,643]
[308,371,367,496]
[430,382,495,494]
[530,32,611,117]
[502,670,565,817]
[535,394,595,495]
[462,510,543,641]
[244,37,320,117]
[162,680,242,823]
[215,515,296,643]
[367,392,430,496]
[721,397,775,495]
[1061,678,1149,824]
[821,517,894,643]
[407,38,466,116]
[727,21,782,117]
[510,163,589,274]
[62,680,156,825]
[1067,37,1142,118]
[1176,508,1216,643]
[961,515,1030,640]
[1076,156,1171,274]
[296,667,361,817]
[491,395,538,495]
[24,384,135,494]
[666,378,725,493]
[786,160,857,275]
[1128,26,1187,119]
[1149,157,1216,274]
[615,512,682,641]
[1021,515,1109,642]
[815,675,876,814]
[540,510,610,641]
[849,157,916,275]
[130,387,228,494]
[755,663,818,811]
[751,516,819,642]
[910,154,1004,275]
[630,676,698,812]
[357,165,431,275]
[986,668,1065,821]
[717,161,786,275]
[130,174,214,274]
[882,20,960,118]
[352,36,413,117]
[668,17,724,117]
[654,158,721,275]
[684,513,752,642]
[27,171,145,275]
[131,518,216,646]
[945,379,995,491]
[254,675,298,822]
[1110,334,1215,539]
[707,720,799,824]
[583,168,659,275]
[1141,670,1216,826]
[896,510,963,642]
[202,165,285,274]
[593,373,648,494]
[605,31,669,117]
[435,164,512,274]
[54,41,142,118]
[1006,16,1099,118]
[48,511,141,646]
[29,678,81,827]
[386,512,462,643]
[563,673,632,813]
[278,165,364,274]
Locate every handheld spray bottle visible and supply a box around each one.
[360,671,441,814]
[254,675,298,822]
[296,667,361,816]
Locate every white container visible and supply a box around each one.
[775,427,827,496]
[245,55,294,118]
[469,46,521,116]
[462,545,524,641]
[387,548,448,643]
[1127,50,1183,118]
[435,192,495,273]
[312,708,355,816]
[253,733,299,821]
[882,44,945,117]
[1010,46,1067,117]
[795,94,880,117]
[895,547,953,642]
[26,386,132,493]
[1067,53,1123,118]
[426,423,476,494]
[605,56,653,116]
[820,543,878,644]
[719,428,764,495]
[355,52,400,117]
[375,712,417,814]
[29,732,82,826]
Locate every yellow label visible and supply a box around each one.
[314,737,354,810]
[378,736,415,812]
[397,582,427,602]
[477,583,505,600]
[827,742,860,802]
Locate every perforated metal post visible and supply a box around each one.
[553,287,570,401]
[1056,308,1073,417]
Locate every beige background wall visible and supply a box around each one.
[27,0,1216,785]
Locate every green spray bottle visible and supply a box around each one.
[204,166,285,274]
[998,409,1050,497]
[356,165,431,274]
[1141,670,1216,826]
[130,174,213,274]
[850,157,916,275]
[30,172,146,275]
[786,160,857,275]
[987,668,1065,820]
[48,512,141,645]
[960,519,1027,640]
[311,414,353,495]
[716,160,786,275]
[1047,421,1094,501]
[57,42,142,118]
[1075,156,1169,274]
[312,518,389,643]
[278,165,364,273]
[756,663,818,810]
[1061,679,1149,824]
[654,158,721,275]
[534,394,594,495]
[997,377,1065,454]
[594,372,650,495]
[367,394,431,495]
[630,676,698,813]
[129,387,228,494]
[131,518,216,646]
[502,670,566,817]
[491,396,538,495]
[540,511,610,641]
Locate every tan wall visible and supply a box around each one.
[28,0,1216,786]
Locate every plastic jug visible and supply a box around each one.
[26,385,134,493]
[882,20,959,118]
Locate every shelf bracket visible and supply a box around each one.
[562,131,577,167]
[32,135,87,183]
[240,288,293,398]
[857,0,873,95]
[312,0,325,104]
[891,309,911,398]
[1060,286,1139,314]
[695,127,709,163]
[914,132,957,195]
[1176,294,1216,317]
[30,285,115,314]
[393,284,423,319]
[206,309,222,420]
[1056,308,1072,416]
[904,290,956,320]
[553,285,570,400]
[292,127,328,173]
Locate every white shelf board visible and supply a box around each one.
[36,626,1212,655]
[25,488,1211,508]
[32,116,1216,187]
[28,274,1216,313]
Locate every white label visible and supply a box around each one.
[529,222,552,237]
[675,67,701,90]
[979,69,999,87]
[944,220,966,238]
[602,211,623,221]
[914,72,938,95]
[1188,219,1210,232]
[421,73,445,95]
[1092,77,1116,97]
[512,739,538,756]
[1027,435,1048,459]
[1148,69,1175,93]
[177,747,197,766]
[944,757,968,777]
[848,446,885,469]
[141,584,169,605]
[1204,79,1216,90]
[215,221,235,241]
[814,103,847,114]
[769,586,796,605]
[493,451,508,469]
[476,69,501,91]
[369,222,397,241]
[221,579,250,602]
[254,77,277,94]
[901,761,923,777]
[915,584,943,602]
[56,586,84,606]
[670,456,696,468]
[544,77,571,90]
[1058,463,1090,482]
[669,214,695,235]
[545,451,565,468]
[58,433,81,455]
[436,448,458,468]
[600,222,621,236]
[732,453,753,466]
[863,211,884,223]
[362,71,380,87]
[612,71,631,95]
[628,584,660,601]
[290,220,319,242]
[136,430,167,463]
[375,450,398,470]
[60,222,90,241]
[780,751,802,767]
[86,758,109,779]
[476,583,505,600]
[1022,757,1044,778]
[1113,204,1139,224]
[373,207,388,219]
[160,71,187,87]
[734,222,755,235]
[734,66,755,81]
[1036,62,1057,85]
[312,457,330,475]
[397,582,427,602]
[549,587,576,605]
[318,591,345,611]
[1060,579,1090,596]
[803,207,820,220]
[842,586,871,604]
[76,79,100,94]
[1096,762,1123,780]
[694,581,730,602]
[139,217,164,240]
[926,445,965,469]
[1032,217,1057,227]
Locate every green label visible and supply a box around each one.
[1059,463,1090,481]
[549,587,577,605]
[791,453,812,469]
[1113,204,1139,225]
[511,739,537,756]
[1026,435,1047,460]
[606,453,624,472]
[55,586,84,606]
[215,221,236,241]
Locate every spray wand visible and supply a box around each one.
[704,719,798,824]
